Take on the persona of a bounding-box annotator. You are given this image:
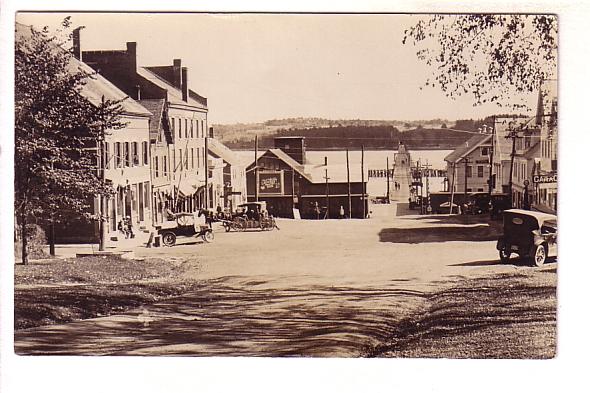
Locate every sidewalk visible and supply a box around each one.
[41,230,152,259]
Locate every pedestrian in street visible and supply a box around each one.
[339,205,345,219]
[313,201,320,220]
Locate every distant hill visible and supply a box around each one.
[212,117,453,147]
[215,123,477,150]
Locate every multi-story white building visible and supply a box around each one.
[445,133,493,194]
[534,79,558,213]
[79,40,212,217]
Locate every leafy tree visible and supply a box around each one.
[15,19,124,264]
[403,14,557,110]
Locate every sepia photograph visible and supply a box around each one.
[10,11,559,358]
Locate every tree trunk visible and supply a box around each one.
[20,209,28,265]
[49,219,55,256]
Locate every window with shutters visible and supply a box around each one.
[143,141,148,165]
[104,142,110,169]
[132,142,139,166]
[115,142,121,168]
[124,142,130,167]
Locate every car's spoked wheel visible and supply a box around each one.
[499,249,511,263]
[532,245,547,267]
[161,232,176,247]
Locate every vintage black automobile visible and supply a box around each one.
[157,212,214,246]
[496,209,557,266]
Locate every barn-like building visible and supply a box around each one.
[245,137,369,219]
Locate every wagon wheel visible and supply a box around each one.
[238,220,248,232]
[202,230,214,243]
[161,231,176,247]
[224,222,231,232]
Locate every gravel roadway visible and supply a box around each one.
[14,195,535,357]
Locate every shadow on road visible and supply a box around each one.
[15,277,433,357]
[394,203,414,217]
[378,225,499,244]
[413,214,501,226]
[450,258,557,268]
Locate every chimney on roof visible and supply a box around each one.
[274,136,306,165]
[72,26,85,60]
[126,42,138,72]
[181,67,188,102]
[173,59,182,89]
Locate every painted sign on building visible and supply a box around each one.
[533,174,557,184]
[259,171,284,195]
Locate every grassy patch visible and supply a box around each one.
[14,255,199,330]
[368,267,557,358]
[14,255,190,285]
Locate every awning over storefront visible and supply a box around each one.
[177,183,198,197]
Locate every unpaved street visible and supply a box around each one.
[15,203,537,356]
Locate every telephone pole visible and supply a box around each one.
[488,117,496,196]
[204,135,209,208]
[346,148,351,218]
[254,134,259,202]
[506,126,523,207]
[361,145,365,219]
[99,95,106,251]
[463,157,470,204]
[324,156,329,219]
[386,156,390,203]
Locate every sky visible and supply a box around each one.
[15,12,540,124]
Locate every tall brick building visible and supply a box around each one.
[74,36,213,222]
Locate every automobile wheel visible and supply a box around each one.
[532,244,547,267]
[202,230,214,243]
[161,231,176,247]
[499,249,511,263]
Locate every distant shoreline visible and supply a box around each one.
[231,146,454,152]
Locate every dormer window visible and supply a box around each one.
[481,147,489,156]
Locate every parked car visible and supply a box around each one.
[490,193,511,219]
[496,209,557,266]
[157,212,214,246]
[464,192,491,215]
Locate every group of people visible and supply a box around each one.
[117,216,134,239]
[393,181,401,191]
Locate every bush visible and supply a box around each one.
[15,224,48,260]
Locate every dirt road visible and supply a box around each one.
[15,204,530,356]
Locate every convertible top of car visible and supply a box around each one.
[504,209,557,224]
